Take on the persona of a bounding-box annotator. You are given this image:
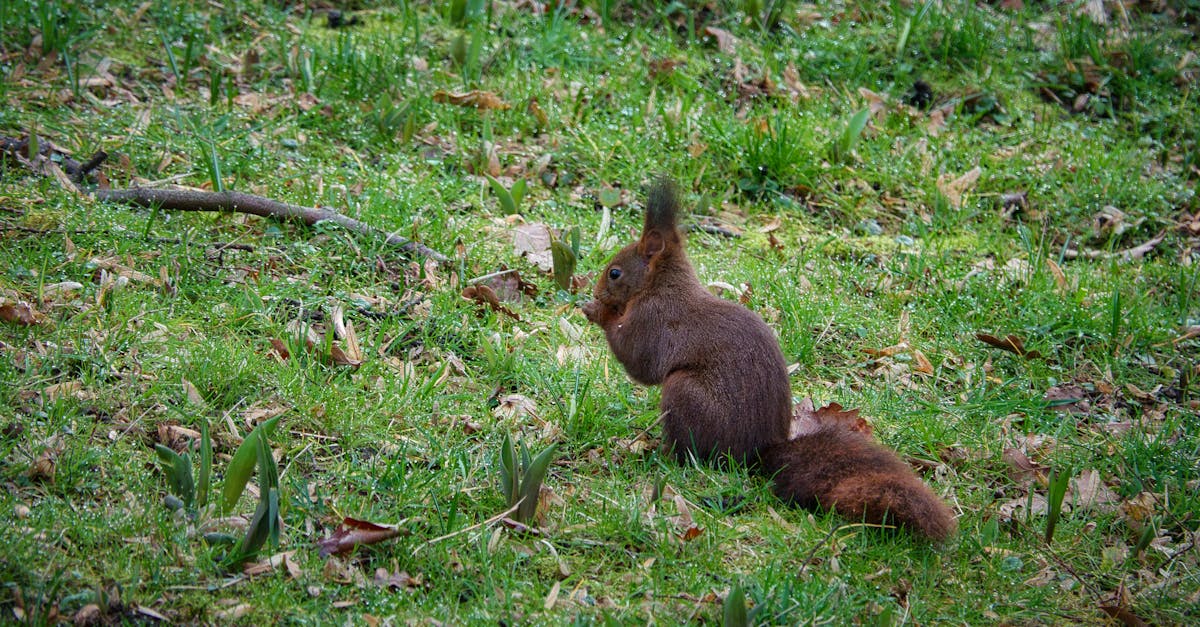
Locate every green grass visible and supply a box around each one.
[2,0,1199,623]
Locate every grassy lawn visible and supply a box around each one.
[2,0,1198,623]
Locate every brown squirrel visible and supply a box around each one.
[581,179,956,542]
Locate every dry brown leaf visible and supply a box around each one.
[1044,257,1068,290]
[493,394,538,421]
[243,550,302,578]
[90,256,158,284]
[998,492,1050,522]
[182,377,205,406]
[318,518,406,557]
[28,451,56,483]
[936,166,982,208]
[702,26,737,54]
[512,223,554,272]
[864,342,909,358]
[42,381,89,402]
[912,349,934,375]
[374,567,421,590]
[477,268,537,302]
[268,338,290,361]
[432,90,511,110]
[1099,605,1149,627]
[331,307,363,364]
[1069,469,1120,512]
[975,333,1041,359]
[0,299,43,325]
[790,398,871,439]
[461,285,520,320]
[1002,447,1046,485]
[1044,383,1090,414]
[215,603,254,621]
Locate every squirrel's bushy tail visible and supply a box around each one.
[761,427,956,542]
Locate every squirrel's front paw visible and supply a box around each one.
[581,300,601,322]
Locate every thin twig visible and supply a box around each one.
[411,502,521,556]
[95,187,448,262]
[467,268,519,285]
[1,134,448,262]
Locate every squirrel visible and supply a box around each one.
[581,179,956,542]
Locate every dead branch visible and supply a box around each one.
[0,134,447,262]
[96,188,447,261]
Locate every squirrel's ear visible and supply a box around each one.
[640,230,665,258]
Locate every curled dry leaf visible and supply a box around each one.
[998,492,1051,522]
[864,342,909,358]
[317,517,406,557]
[975,333,1041,359]
[432,90,511,110]
[936,166,982,209]
[462,285,520,320]
[268,338,290,361]
[374,567,421,590]
[89,256,158,284]
[1069,469,1120,513]
[0,299,43,325]
[475,268,537,302]
[1044,383,1091,414]
[42,381,90,402]
[493,394,538,421]
[512,223,554,272]
[911,349,934,375]
[702,26,737,54]
[1002,447,1046,486]
[789,398,872,440]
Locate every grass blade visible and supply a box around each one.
[1044,466,1072,544]
[486,175,516,215]
[220,415,281,513]
[723,582,748,627]
[154,444,195,507]
[499,432,518,507]
[197,421,212,509]
[516,443,557,523]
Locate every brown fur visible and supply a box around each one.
[583,179,956,542]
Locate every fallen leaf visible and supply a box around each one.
[268,338,290,360]
[476,268,537,302]
[215,603,254,621]
[912,349,934,375]
[90,256,158,284]
[461,285,519,320]
[433,90,511,110]
[493,394,538,421]
[182,377,205,406]
[1002,447,1047,485]
[1044,384,1090,414]
[702,26,737,54]
[790,398,872,439]
[374,567,420,590]
[318,518,406,557]
[998,492,1050,522]
[0,299,43,325]
[244,550,303,578]
[1069,469,1120,512]
[864,342,909,358]
[512,223,554,272]
[1099,605,1149,627]
[42,381,90,402]
[976,333,1041,359]
[936,166,982,208]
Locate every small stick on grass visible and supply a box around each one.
[411,502,521,556]
[0,134,448,263]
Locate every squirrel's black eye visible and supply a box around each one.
[608,268,622,280]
